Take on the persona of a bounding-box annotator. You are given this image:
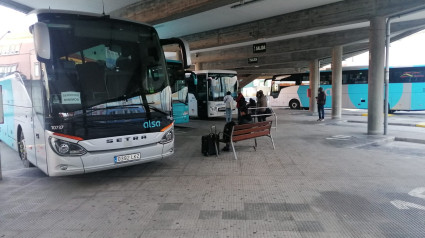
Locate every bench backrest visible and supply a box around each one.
[231,121,272,142]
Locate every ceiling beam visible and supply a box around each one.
[111,0,239,25]
[208,43,369,74]
[183,0,425,51]
[0,0,33,13]
[236,68,307,76]
[191,18,425,64]
[201,48,333,70]
[192,27,369,64]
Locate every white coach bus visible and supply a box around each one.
[0,9,190,176]
[187,70,238,118]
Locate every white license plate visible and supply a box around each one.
[114,152,141,163]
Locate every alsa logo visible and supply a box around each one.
[144,120,161,128]
[106,135,147,143]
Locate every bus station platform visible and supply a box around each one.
[1,109,425,238]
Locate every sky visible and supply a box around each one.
[0,6,26,38]
[0,5,425,67]
[339,30,425,68]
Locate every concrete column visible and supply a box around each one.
[368,17,386,135]
[195,62,202,71]
[331,46,342,120]
[309,59,319,115]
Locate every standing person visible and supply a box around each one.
[317,87,326,121]
[235,92,246,121]
[223,91,234,122]
[256,90,267,122]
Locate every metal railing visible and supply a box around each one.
[247,106,278,131]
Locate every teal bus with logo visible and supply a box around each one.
[166,59,190,124]
[268,66,425,112]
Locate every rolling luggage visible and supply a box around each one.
[201,126,219,156]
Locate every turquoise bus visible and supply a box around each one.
[166,59,190,124]
[267,66,425,112]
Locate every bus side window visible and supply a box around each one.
[416,70,425,83]
[342,73,348,84]
[320,73,331,85]
[391,70,407,83]
[187,75,197,95]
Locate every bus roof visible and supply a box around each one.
[28,9,153,28]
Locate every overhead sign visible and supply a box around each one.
[248,57,258,64]
[253,43,266,53]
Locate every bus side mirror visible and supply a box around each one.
[160,38,192,69]
[180,39,192,68]
[32,22,51,61]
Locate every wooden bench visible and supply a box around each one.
[219,121,275,160]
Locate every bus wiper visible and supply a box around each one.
[147,104,168,115]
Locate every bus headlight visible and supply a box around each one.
[49,137,87,156]
[160,129,174,144]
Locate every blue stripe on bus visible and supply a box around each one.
[293,82,423,110]
[297,86,309,107]
[348,84,368,109]
[388,83,403,109]
[411,82,425,110]
[0,79,15,147]
[322,85,332,108]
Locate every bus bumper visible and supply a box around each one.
[46,141,174,176]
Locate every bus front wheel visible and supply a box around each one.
[18,130,33,168]
[289,99,300,109]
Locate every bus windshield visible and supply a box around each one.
[41,13,169,122]
[167,60,187,104]
[208,73,237,101]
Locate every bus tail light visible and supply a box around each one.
[49,137,87,156]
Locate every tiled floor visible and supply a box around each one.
[1,109,425,238]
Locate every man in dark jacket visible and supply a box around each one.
[316,87,326,121]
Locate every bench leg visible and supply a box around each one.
[231,141,237,160]
[214,142,219,158]
[269,135,276,150]
[254,138,257,151]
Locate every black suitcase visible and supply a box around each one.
[201,126,219,156]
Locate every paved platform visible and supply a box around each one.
[1,109,425,238]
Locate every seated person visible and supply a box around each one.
[223,106,252,152]
[238,105,252,125]
[221,121,235,152]
[247,98,257,115]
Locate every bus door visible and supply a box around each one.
[31,77,48,173]
[197,75,209,118]
[198,75,211,118]
[186,72,198,117]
